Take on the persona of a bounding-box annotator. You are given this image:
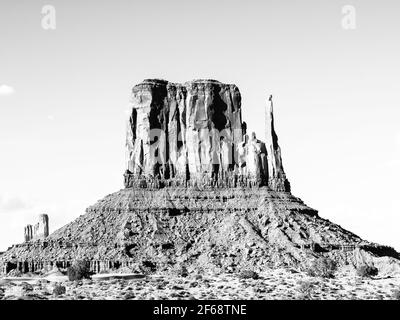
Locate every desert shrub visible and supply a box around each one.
[356,265,378,278]
[364,245,399,259]
[67,260,91,281]
[238,270,259,280]
[53,284,66,296]
[392,289,400,300]
[176,265,189,277]
[306,257,337,278]
[21,282,34,292]
[140,260,157,274]
[297,280,314,300]
[194,273,203,280]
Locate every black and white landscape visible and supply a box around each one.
[1,1,400,301]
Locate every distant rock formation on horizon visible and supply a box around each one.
[24,214,49,242]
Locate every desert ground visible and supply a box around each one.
[1,267,399,300]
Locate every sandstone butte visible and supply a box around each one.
[1,79,399,276]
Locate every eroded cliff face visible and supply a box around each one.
[124,79,279,190]
[34,214,49,240]
[24,214,49,242]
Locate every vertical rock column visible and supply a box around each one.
[265,96,291,192]
[24,225,33,242]
[32,214,49,240]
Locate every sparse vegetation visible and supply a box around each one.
[176,265,189,277]
[392,289,400,300]
[53,284,66,296]
[297,280,314,300]
[67,260,91,281]
[238,270,259,280]
[306,257,337,278]
[356,265,378,278]
[20,281,33,292]
[140,260,157,274]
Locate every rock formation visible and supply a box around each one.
[124,79,272,189]
[24,214,49,242]
[33,214,49,240]
[1,79,399,277]
[265,95,291,192]
[24,225,33,242]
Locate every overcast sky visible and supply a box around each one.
[1,0,399,251]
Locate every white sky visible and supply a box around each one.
[0,0,399,251]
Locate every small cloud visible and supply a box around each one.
[47,115,55,121]
[0,84,15,96]
[0,195,31,213]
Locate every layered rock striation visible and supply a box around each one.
[2,187,398,275]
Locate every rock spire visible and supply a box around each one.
[265,95,291,192]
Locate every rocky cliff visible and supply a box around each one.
[124,79,287,191]
[1,79,399,277]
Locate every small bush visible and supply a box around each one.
[194,274,203,280]
[306,257,337,278]
[67,260,91,281]
[140,260,157,274]
[53,284,66,296]
[356,265,378,278]
[297,280,314,300]
[392,289,400,300]
[21,282,34,292]
[238,270,259,280]
[176,265,189,277]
